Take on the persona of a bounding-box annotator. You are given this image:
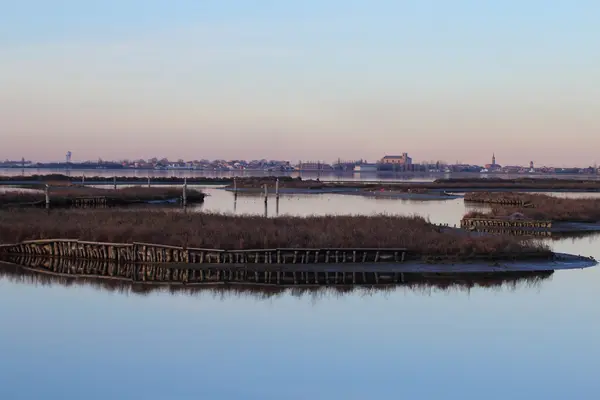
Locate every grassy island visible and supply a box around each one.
[0,186,205,208]
[463,193,600,223]
[0,210,551,261]
[433,178,600,191]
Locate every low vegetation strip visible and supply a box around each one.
[0,187,205,207]
[464,192,535,206]
[0,210,550,261]
[434,178,600,190]
[0,174,231,185]
[3,174,600,191]
[463,193,600,223]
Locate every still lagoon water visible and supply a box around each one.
[1,183,600,399]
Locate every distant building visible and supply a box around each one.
[381,153,412,166]
[297,161,333,171]
[484,153,501,170]
[353,163,378,172]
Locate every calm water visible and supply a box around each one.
[1,187,600,399]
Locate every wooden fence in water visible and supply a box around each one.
[461,218,552,230]
[463,197,533,207]
[462,227,552,237]
[0,240,409,265]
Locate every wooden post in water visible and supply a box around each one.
[113,176,117,190]
[82,174,85,185]
[44,185,50,209]
[182,178,188,207]
[264,184,269,218]
[147,175,151,188]
[263,184,268,217]
[275,178,280,215]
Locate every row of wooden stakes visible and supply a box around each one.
[0,239,410,265]
[461,218,552,229]
[5,255,416,286]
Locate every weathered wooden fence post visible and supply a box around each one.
[264,184,268,204]
[45,185,50,209]
[182,178,188,207]
[113,176,117,190]
[147,176,151,188]
[82,174,85,185]
[275,178,280,216]
[263,184,268,217]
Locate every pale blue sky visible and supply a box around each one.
[1,1,599,165]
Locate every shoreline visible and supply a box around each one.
[0,238,556,265]
[3,175,600,192]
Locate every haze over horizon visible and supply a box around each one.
[1,1,598,167]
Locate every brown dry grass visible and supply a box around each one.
[463,193,600,222]
[0,186,204,206]
[435,177,600,190]
[0,210,550,259]
[464,192,537,204]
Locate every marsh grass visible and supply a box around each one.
[464,193,600,222]
[0,209,549,259]
[0,186,205,206]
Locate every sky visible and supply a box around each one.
[1,1,599,166]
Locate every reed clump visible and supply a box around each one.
[464,192,537,205]
[0,210,550,260]
[0,186,204,207]
[464,193,600,223]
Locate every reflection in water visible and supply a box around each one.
[0,258,554,301]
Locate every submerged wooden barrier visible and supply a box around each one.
[0,240,410,265]
[71,197,108,208]
[461,218,553,230]
[1,255,553,287]
[464,227,552,237]
[463,197,533,207]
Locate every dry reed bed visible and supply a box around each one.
[0,187,205,206]
[464,193,600,222]
[4,174,600,191]
[0,210,550,259]
[0,174,231,184]
[464,192,537,205]
[434,178,600,190]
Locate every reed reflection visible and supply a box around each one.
[0,257,554,301]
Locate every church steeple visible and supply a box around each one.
[492,153,496,165]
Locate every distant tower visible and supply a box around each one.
[66,151,72,163]
[492,153,496,166]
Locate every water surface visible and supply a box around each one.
[1,193,599,400]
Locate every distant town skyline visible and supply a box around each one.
[2,152,598,169]
[2,1,599,165]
